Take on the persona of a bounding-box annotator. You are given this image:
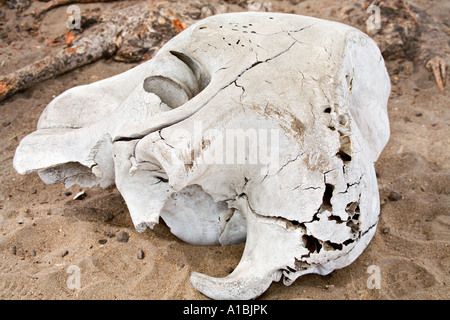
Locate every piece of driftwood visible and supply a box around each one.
[0,2,194,102]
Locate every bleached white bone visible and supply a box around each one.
[13,12,390,300]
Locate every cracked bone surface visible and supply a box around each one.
[13,12,390,300]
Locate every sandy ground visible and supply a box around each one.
[0,0,448,300]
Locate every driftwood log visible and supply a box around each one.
[0,1,195,102]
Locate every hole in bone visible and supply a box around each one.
[346,219,360,233]
[328,215,344,223]
[336,134,352,162]
[338,114,349,126]
[345,201,359,216]
[336,149,352,162]
[346,202,361,233]
[302,234,322,254]
[322,183,334,211]
[343,238,355,246]
[324,107,332,113]
[323,240,343,251]
[143,76,190,109]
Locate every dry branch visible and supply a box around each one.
[1,2,195,102]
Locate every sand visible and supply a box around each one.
[0,0,448,300]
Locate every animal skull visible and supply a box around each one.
[13,12,390,299]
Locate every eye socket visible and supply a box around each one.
[143,75,190,109]
[142,51,211,109]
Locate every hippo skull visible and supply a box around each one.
[13,12,390,299]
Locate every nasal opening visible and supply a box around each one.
[142,51,211,109]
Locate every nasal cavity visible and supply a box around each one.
[169,51,211,91]
[143,76,190,109]
[143,51,210,109]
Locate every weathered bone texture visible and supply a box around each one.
[13,12,390,300]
